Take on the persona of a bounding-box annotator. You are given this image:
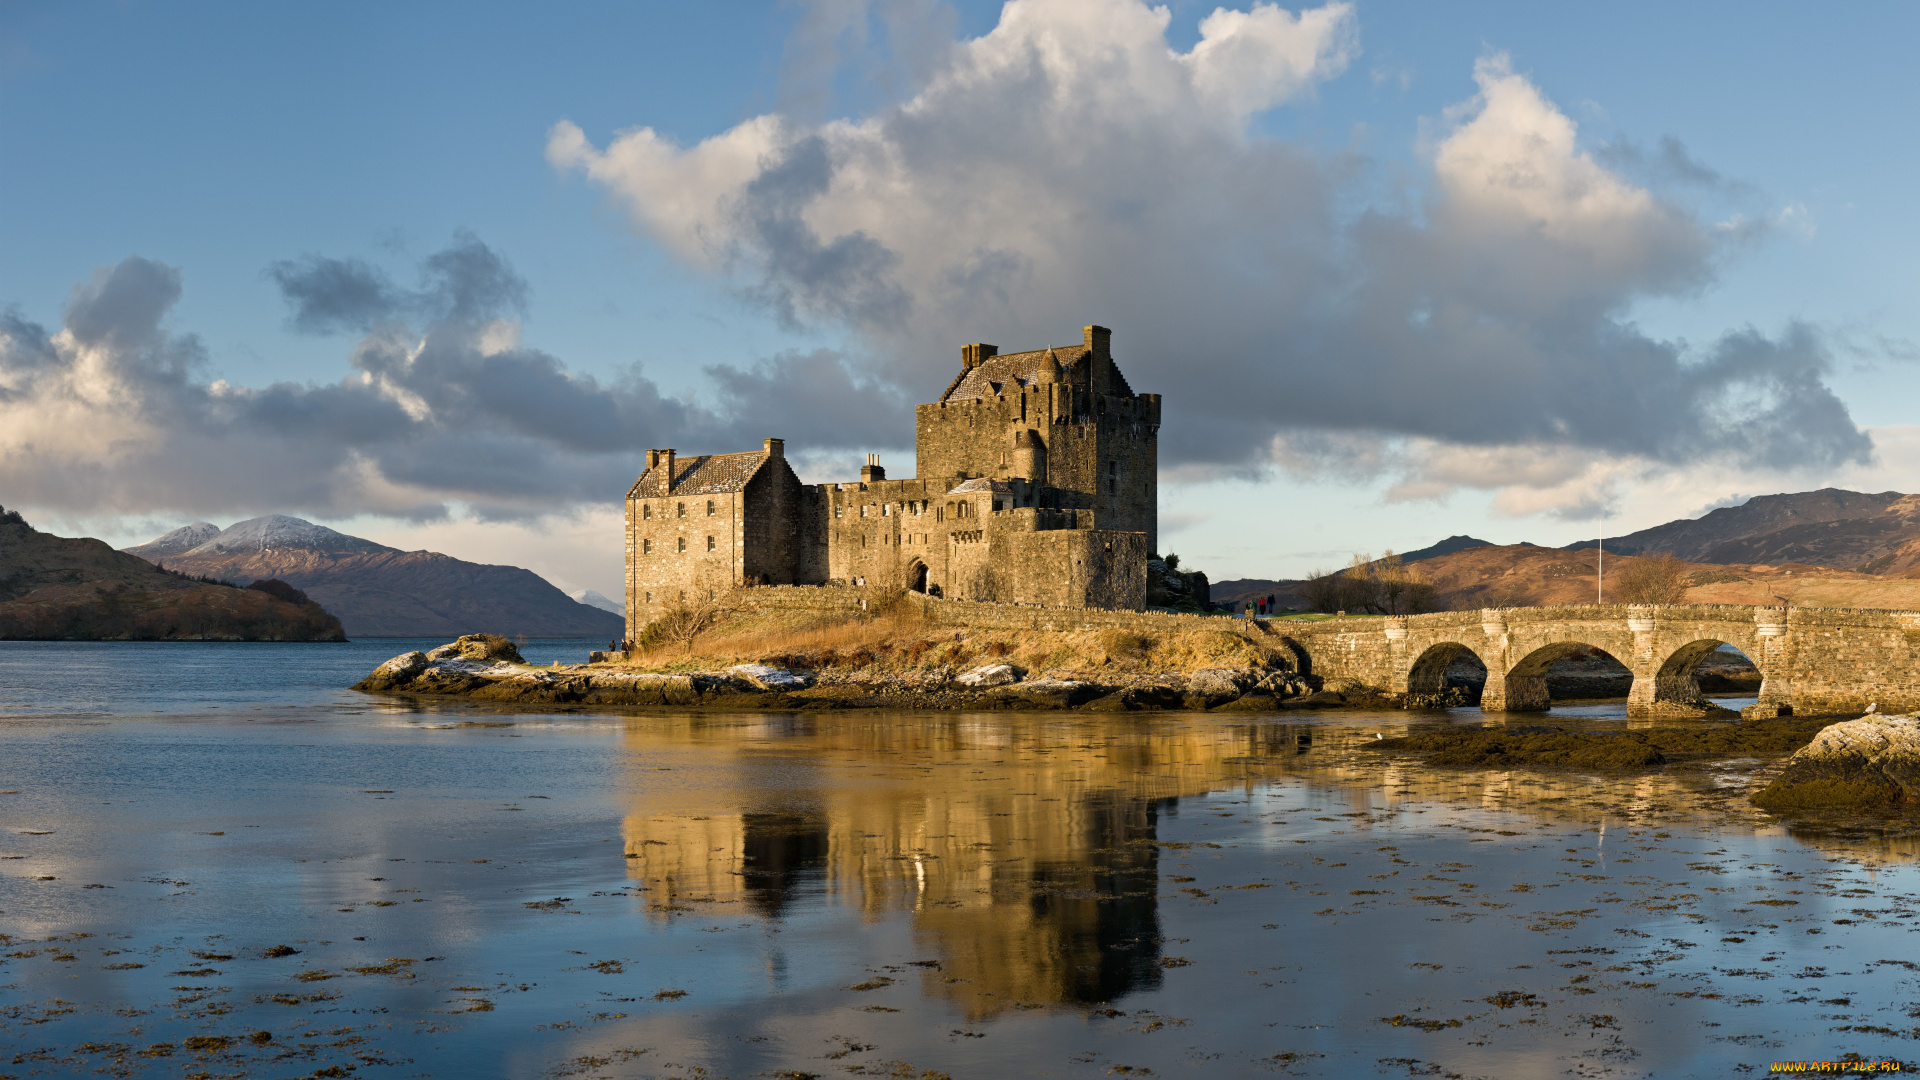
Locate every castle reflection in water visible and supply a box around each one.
[614,715,1319,1019]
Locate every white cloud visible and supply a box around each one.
[552,0,1868,497]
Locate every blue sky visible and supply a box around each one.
[3,1,1917,596]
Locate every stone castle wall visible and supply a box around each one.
[626,488,748,626]
[627,325,1157,629]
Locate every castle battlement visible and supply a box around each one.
[623,326,1156,633]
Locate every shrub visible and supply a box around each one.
[1098,630,1153,659]
[246,578,311,606]
[1613,552,1692,605]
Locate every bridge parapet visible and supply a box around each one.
[1284,603,1920,717]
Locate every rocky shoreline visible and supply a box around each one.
[354,635,1367,712]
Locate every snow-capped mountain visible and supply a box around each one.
[185,515,393,557]
[125,521,221,560]
[571,589,624,616]
[121,516,621,638]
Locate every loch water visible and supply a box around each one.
[2,640,1918,1079]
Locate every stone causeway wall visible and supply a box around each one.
[1282,602,1920,717]
[731,582,1254,636]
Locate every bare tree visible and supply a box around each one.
[648,595,727,655]
[1612,552,1692,605]
[1304,552,1435,615]
[1355,550,1437,615]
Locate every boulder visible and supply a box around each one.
[957,663,1022,688]
[987,678,1096,709]
[1187,668,1253,697]
[1753,713,1920,813]
[1216,691,1283,712]
[354,650,428,692]
[1082,686,1185,712]
[426,634,526,665]
[729,663,811,691]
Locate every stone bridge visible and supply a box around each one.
[1284,603,1920,717]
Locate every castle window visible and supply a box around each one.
[676,502,685,517]
[677,537,687,552]
[706,535,715,551]
[1108,461,1117,475]
[1108,478,1116,495]
[707,499,715,515]
[860,505,868,517]
[882,503,891,516]
[646,591,652,602]
[643,505,651,520]
[643,539,652,554]
[835,506,843,519]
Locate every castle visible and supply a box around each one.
[623,325,1158,638]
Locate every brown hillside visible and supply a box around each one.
[0,508,345,641]
[1408,544,1920,611]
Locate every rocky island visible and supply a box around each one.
[354,622,1343,712]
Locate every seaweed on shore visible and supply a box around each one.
[1368,716,1835,771]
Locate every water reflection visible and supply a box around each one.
[615,716,1309,1015]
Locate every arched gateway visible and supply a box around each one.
[1286,603,1909,718]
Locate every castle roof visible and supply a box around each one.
[941,345,1083,401]
[627,451,769,499]
[947,477,1013,496]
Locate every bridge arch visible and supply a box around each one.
[1406,641,1485,698]
[1631,638,1756,715]
[1486,640,1631,712]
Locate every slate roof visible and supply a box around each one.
[947,478,1013,496]
[627,452,768,499]
[941,345,1085,402]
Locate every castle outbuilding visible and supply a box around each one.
[624,325,1157,636]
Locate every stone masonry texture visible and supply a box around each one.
[626,326,1159,639]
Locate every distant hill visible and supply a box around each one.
[1400,535,1496,563]
[1401,543,1920,611]
[572,589,624,617]
[1211,536,1494,610]
[126,515,624,639]
[1564,489,1920,572]
[0,506,344,641]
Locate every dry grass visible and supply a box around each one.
[620,605,1287,678]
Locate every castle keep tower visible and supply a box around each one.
[624,325,1155,639]
[916,325,1159,554]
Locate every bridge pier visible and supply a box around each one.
[1481,671,1549,712]
[1742,609,1794,719]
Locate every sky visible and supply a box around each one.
[3,0,1919,597]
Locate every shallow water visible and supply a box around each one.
[1,642,1915,1078]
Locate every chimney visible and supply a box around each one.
[860,452,886,483]
[962,343,999,370]
[1083,325,1111,356]
[763,437,784,459]
[661,449,676,491]
[646,449,660,471]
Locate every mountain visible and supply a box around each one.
[1563,489,1920,571]
[1398,543,1920,612]
[1399,535,1495,563]
[131,521,221,559]
[125,515,624,638]
[1211,536,1496,610]
[0,506,345,641]
[572,589,624,616]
